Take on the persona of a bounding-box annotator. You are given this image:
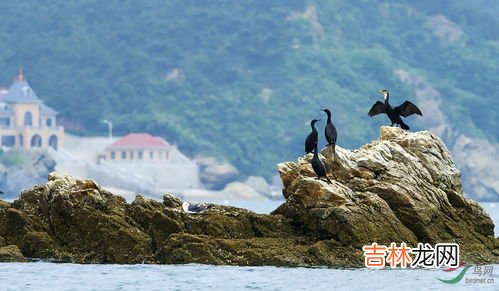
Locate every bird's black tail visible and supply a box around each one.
[400,120,410,130]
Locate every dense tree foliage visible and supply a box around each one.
[0,1,498,179]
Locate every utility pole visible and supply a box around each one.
[103,119,113,144]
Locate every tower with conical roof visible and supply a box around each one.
[0,69,64,149]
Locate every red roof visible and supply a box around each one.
[108,133,168,148]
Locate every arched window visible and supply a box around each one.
[46,118,52,127]
[19,134,23,147]
[49,135,58,150]
[30,134,42,148]
[24,111,33,126]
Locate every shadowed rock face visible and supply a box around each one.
[0,127,497,266]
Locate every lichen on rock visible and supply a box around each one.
[0,126,497,266]
[274,126,497,263]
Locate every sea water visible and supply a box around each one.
[0,262,497,290]
[0,202,498,291]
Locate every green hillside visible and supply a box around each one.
[1,0,498,180]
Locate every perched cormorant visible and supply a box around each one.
[305,119,320,154]
[321,109,337,157]
[0,190,3,195]
[311,144,332,184]
[368,89,423,130]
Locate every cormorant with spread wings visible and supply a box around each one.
[368,89,422,130]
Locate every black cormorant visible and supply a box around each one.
[311,144,332,184]
[322,109,337,157]
[368,89,422,130]
[305,119,320,154]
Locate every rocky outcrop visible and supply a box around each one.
[274,127,498,263]
[0,127,497,266]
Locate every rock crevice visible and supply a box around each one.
[0,127,497,266]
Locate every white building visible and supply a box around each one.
[51,132,201,199]
[0,70,64,150]
[100,133,201,190]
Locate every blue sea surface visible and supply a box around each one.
[0,202,497,291]
[0,262,497,290]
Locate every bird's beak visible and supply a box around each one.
[377,90,384,94]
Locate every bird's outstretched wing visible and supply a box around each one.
[395,101,423,117]
[368,101,385,117]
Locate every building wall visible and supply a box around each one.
[0,114,12,128]
[40,115,56,128]
[0,128,18,147]
[0,117,64,149]
[52,134,201,192]
[0,103,64,150]
[12,103,40,127]
[104,148,170,162]
[19,126,64,149]
[101,146,200,189]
